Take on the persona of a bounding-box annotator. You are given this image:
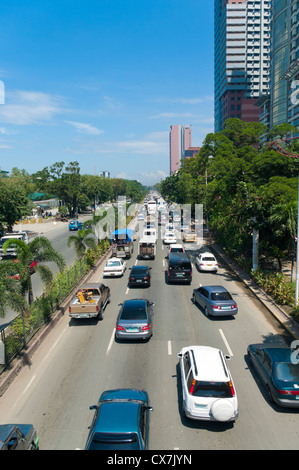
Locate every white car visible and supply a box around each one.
[163,231,177,244]
[195,252,218,272]
[177,345,238,422]
[103,258,126,277]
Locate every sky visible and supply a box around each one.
[0,0,214,186]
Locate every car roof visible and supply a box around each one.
[202,285,227,292]
[188,346,229,382]
[95,402,140,434]
[200,252,215,257]
[251,343,292,362]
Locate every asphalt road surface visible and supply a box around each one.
[0,228,298,450]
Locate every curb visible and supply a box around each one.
[209,239,299,340]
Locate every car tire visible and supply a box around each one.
[204,307,209,317]
[192,294,197,305]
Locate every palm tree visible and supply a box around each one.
[3,236,66,303]
[0,258,28,318]
[67,228,97,259]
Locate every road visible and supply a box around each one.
[0,226,298,450]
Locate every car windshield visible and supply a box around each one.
[191,381,233,398]
[171,248,183,252]
[275,363,299,382]
[211,291,232,301]
[89,432,140,450]
[121,303,147,320]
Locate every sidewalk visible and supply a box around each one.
[209,238,299,340]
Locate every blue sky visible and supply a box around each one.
[0,0,214,185]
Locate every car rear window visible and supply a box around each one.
[275,363,299,382]
[190,381,233,398]
[90,432,140,450]
[202,256,215,261]
[211,292,232,301]
[121,304,147,320]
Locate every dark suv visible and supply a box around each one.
[167,252,192,284]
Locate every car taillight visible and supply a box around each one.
[69,307,71,313]
[212,305,221,309]
[189,379,196,395]
[129,277,134,280]
[142,323,151,330]
[229,380,235,397]
[116,325,124,331]
[278,389,299,396]
[144,277,150,280]
[231,304,237,309]
[167,270,170,276]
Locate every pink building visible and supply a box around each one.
[169,125,192,174]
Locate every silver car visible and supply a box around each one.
[116,299,154,341]
[192,285,238,317]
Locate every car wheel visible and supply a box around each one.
[192,294,197,304]
[98,306,104,320]
[204,306,209,317]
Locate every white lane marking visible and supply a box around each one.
[219,329,233,356]
[135,259,138,265]
[163,259,165,267]
[168,340,172,355]
[106,328,116,355]
[125,287,129,295]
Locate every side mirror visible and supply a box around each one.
[224,355,231,361]
[177,353,183,358]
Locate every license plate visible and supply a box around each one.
[127,328,139,332]
[176,273,184,277]
[136,279,142,282]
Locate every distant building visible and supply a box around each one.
[100,171,111,178]
[169,125,192,174]
[0,170,9,178]
[184,147,201,159]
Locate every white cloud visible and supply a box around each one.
[65,120,104,135]
[0,90,64,125]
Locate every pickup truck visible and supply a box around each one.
[68,220,83,231]
[68,283,111,320]
[111,229,134,259]
[0,424,39,450]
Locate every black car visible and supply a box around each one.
[167,252,192,284]
[128,265,151,287]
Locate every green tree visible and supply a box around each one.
[67,229,97,259]
[3,237,66,304]
[0,259,28,318]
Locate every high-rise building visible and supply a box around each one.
[270,0,299,129]
[214,0,272,132]
[169,125,192,174]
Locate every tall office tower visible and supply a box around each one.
[270,0,299,130]
[169,125,192,174]
[214,0,272,132]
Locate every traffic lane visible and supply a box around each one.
[187,245,299,449]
